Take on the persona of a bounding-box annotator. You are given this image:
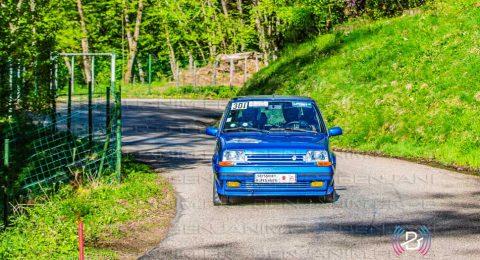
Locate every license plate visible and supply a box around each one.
[254,174,296,183]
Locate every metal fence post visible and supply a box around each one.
[91,56,95,93]
[106,84,111,134]
[88,80,93,148]
[148,54,152,94]
[112,53,122,181]
[71,56,75,94]
[51,56,57,131]
[67,76,72,131]
[67,56,74,131]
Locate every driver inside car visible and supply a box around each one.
[282,106,312,130]
[282,106,300,124]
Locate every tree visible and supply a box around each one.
[76,0,92,84]
[123,0,144,84]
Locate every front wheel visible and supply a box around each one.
[322,190,337,203]
[212,181,230,206]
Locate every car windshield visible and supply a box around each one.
[222,100,324,133]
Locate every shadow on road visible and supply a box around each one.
[280,191,480,238]
[122,101,224,171]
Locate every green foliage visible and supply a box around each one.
[0,0,59,115]
[0,160,175,259]
[162,85,240,99]
[1,0,427,89]
[242,0,480,169]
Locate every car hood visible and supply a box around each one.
[220,133,329,151]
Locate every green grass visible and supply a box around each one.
[241,0,480,170]
[57,83,239,100]
[0,159,175,259]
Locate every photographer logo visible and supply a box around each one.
[392,225,431,256]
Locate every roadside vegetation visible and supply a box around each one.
[241,0,480,170]
[0,159,175,259]
[57,84,240,100]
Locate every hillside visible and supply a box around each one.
[241,0,480,170]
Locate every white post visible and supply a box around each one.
[111,54,116,83]
[176,62,180,87]
[229,58,234,87]
[193,61,197,87]
[243,57,247,84]
[212,60,217,86]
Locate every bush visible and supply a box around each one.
[0,160,175,259]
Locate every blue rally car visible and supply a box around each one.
[206,96,342,205]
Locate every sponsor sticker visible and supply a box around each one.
[292,102,312,108]
[249,101,269,107]
[268,104,283,110]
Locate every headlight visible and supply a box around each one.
[304,150,329,162]
[222,150,247,162]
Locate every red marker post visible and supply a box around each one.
[78,220,84,260]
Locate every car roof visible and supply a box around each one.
[232,95,314,102]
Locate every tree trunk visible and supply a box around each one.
[237,0,242,14]
[16,0,23,11]
[237,0,245,51]
[164,24,178,81]
[205,0,217,60]
[63,56,73,78]
[124,0,144,84]
[253,1,268,64]
[76,0,91,84]
[194,40,206,61]
[221,0,229,17]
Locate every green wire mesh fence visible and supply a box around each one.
[1,91,121,229]
[1,53,121,229]
[11,109,118,191]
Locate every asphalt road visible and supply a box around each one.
[118,99,480,260]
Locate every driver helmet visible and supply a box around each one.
[283,106,300,123]
[241,107,260,123]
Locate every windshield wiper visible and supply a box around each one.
[269,127,317,133]
[224,127,268,133]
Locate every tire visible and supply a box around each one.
[322,190,336,203]
[213,181,230,206]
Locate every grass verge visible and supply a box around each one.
[0,159,175,259]
[57,84,240,100]
[241,0,480,171]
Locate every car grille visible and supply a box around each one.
[245,153,305,164]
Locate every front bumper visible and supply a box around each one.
[214,165,335,196]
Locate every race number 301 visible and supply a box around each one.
[231,102,248,110]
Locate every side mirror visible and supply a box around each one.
[328,127,342,137]
[206,126,219,137]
